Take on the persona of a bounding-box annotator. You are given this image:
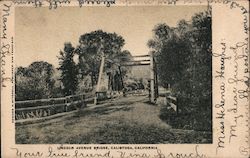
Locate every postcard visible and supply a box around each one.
[0,0,249,157]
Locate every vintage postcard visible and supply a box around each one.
[0,0,249,157]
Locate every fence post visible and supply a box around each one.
[80,94,85,108]
[65,97,68,112]
[149,51,155,103]
[176,98,178,115]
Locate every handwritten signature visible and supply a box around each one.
[11,145,206,158]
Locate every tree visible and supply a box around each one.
[157,36,191,88]
[15,61,56,100]
[187,11,212,115]
[147,23,174,53]
[58,42,78,96]
[149,12,211,94]
[76,30,130,89]
[149,11,212,131]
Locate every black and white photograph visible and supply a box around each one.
[14,6,212,144]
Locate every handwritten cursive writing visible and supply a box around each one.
[215,82,226,153]
[12,0,42,7]
[155,145,206,158]
[72,150,111,158]
[229,115,243,143]
[213,41,231,79]
[11,0,115,8]
[239,146,250,156]
[11,145,207,158]
[78,0,115,7]
[1,3,12,88]
[1,3,11,39]
[46,0,70,9]
[11,148,43,158]
[47,147,71,158]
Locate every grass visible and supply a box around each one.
[16,96,212,144]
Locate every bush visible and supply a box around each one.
[15,61,58,101]
[159,96,212,131]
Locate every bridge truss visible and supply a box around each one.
[94,52,159,104]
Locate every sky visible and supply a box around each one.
[15,6,207,67]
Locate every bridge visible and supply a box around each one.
[14,52,202,144]
[15,53,178,124]
[94,52,158,104]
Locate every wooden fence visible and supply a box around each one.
[166,95,178,114]
[15,94,91,121]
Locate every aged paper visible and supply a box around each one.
[0,0,249,157]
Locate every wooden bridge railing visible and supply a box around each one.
[166,94,178,114]
[15,94,92,121]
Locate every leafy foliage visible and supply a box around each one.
[76,30,132,90]
[149,11,212,131]
[58,42,78,96]
[15,61,56,101]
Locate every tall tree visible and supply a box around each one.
[149,11,212,131]
[76,30,130,88]
[148,11,211,95]
[58,42,78,96]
